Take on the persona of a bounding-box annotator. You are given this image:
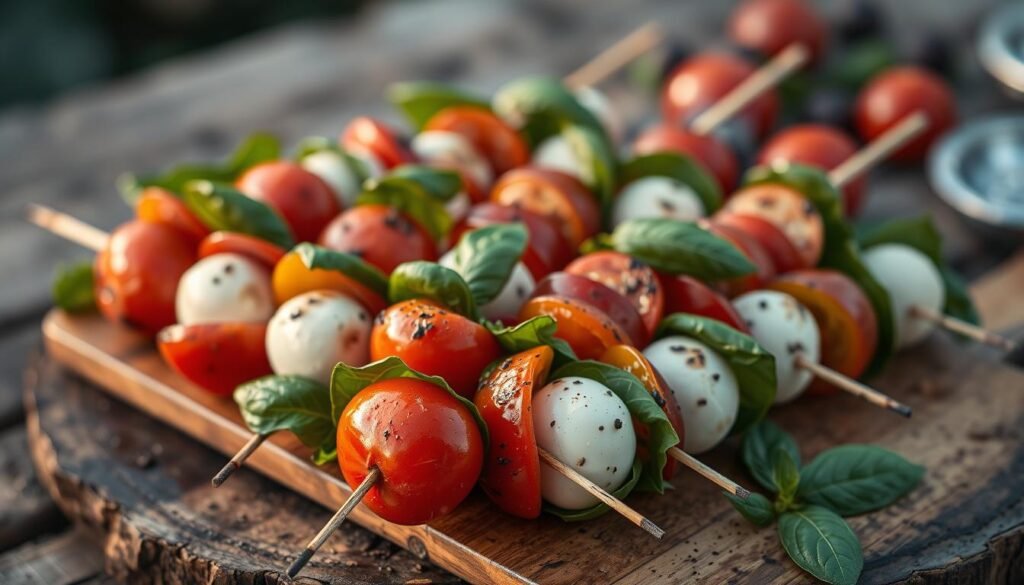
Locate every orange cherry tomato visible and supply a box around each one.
[94,220,197,335]
[370,299,502,399]
[518,295,628,360]
[728,0,828,64]
[135,187,209,245]
[341,116,415,169]
[475,346,553,519]
[723,183,824,268]
[712,211,804,274]
[452,203,574,280]
[235,161,340,244]
[271,250,387,316]
[702,219,777,297]
[490,166,600,249]
[658,274,749,333]
[533,272,646,349]
[157,322,272,396]
[566,251,665,342]
[424,107,530,174]
[337,378,484,525]
[319,205,438,275]
[198,231,286,271]
[633,125,740,194]
[768,269,878,394]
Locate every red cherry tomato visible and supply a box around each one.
[475,346,553,519]
[198,231,286,271]
[370,299,502,399]
[854,66,956,162]
[94,220,197,335]
[728,0,827,63]
[518,295,628,360]
[452,203,574,280]
[235,161,340,244]
[337,378,484,525]
[702,219,777,297]
[135,187,209,245]
[319,205,438,275]
[157,322,271,396]
[712,211,805,274]
[533,272,647,349]
[658,274,749,333]
[490,167,601,249]
[424,107,530,174]
[722,184,824,268]
[565,251,665,342]
[341,116,415,169]
[632,125,740,194]
[661,52,780,140]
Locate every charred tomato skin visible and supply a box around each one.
[319,205,438,275]
[566,251,665,343]
[157,322,272,396]
[532,272,647,349]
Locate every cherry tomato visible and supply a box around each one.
[135,187,209,245]
[452,203,574,279]
[712,211,805,274]
[757,125,865,215]
[198,231,286,270]
[661,52,780,140]
[271,250,388,316]
[235,161,340,244]
[94,220,197,335]
[319,205,438,275]
[341,116,415,169]
[424,107,530,174]
[854,66,956,162]
[768,269,878,393]
[533,272,646,348]
[728,0,828,64]
[702,219,777,297]
[157,322,271,396]
[475,346,553,519]
[371,299,502,399]
[490,166,600,249]
[337,378,484,525]
[658,274,749,333]
[723,184,824,268]
[518,295,628,360]
[566,251,665,342]
[633,125,740,194]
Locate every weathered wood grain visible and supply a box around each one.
[0,424,66,552]
[0,528,105,585]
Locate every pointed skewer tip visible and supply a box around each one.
[641,518,665,539]
[286,548,315,579]
[211,461,239,488]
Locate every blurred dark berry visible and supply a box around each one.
[835,0,884,43]
[805,87,854,131]
[906,31,955,79]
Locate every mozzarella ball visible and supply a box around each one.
[439,250,535,321]
[611,176,706,227]
[644,336,740,454]
[265,290,371,384]
[300,149,383,208]
[574,86,624,145]
[411,130,493,189]
[175,253,275,326]
[532,376,636,510]
[863,244,945,349]
[733,290,820,404]
[532,135,584,180]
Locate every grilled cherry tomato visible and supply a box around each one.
[658,274,749,333]
[370,299,502,399]
[491,167,601,249]
[768,269,878,393]
[198,231,286,270]
[424,107,530,174]
[452,203,574,280]
[565,251,665,342]
[475,346,553,519]
[703,219,777,297]
[712,211,804,274]
[533,272,646,348]
[319,205,438,275]
[728,0,828,63]
[135,187,209,245]
[854,66,956,162]
[337,378,484,525]
[235,161,340,244]
[662,52,779,140]
[518,296,628,360]
[723,184,825,268]
[757,125,865,215]
[341,116,415,169]
[157,322,272,396]
[632,125,740,194]
[95,220,196,335]
[271,250,387,316]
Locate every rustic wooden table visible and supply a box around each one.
[1,0,1022,583]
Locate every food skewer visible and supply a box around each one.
[211,433,268,487]
[563,22,665,90]
[27,204,107,252]
[667,447,750,498]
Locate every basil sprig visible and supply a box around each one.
[388,260,478,319]
[797,444,925,516]
[619,152,723,215]
[293,243,389,298]
[609,218,755,281]
[357,175,453,241]
[450,224,527,307]
[183,180,294,248]
[491,76,608,148]
[234,375,336,464]
[52,262,96,313]
[741,420,801,492]
[485,316,577,368]
[390,165,463,202]
[388,81,491,130]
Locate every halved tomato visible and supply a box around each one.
[135,187,209,245]
[490,166,600,249]
[712,211,804,274]
[452,202,574,280]
[566,251,665,342]
[424,107,530,174]
[722,183,825,268]
[632,125,740,194]
[318,205,438,275]
[533,272,646,348]
[271,250,387,316]
[659,274,749,333]
[341,117,416,169]
[702,219,777,297]
[198,231,287,271]
[157,322,272,396]
[518,295,628,360]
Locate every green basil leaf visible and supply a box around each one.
[550,360,679,493]
[610,218,755,280]
[293,242,389,298]
[234,375,334,452]
[656,314,777,435]
[450,224,528,306]
[741,420,801,492]
[620,153,723,215]
[357,176,453,241]
[562,123,617,213]
[826,40,898,90]
[773,447,801,511]
[492,77,608,148]
[388,261,478,319]
[388,81,491,130]
[52,262,96,313]
[940,267,980,326]
[391,165,463,202]
[778,506,863,585]
[797,445,924,516]
[744,163,895,376]
[485,316,577,368]
[312,444,338,466]
[182,180,294,248]
[725,492,776,527]
[544,459,643,521]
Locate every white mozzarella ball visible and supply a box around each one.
[411,130,493,189]
[532,135,584,180]
[439,251,535,321]
[532,376,636,510]
[611,176,707,227]
[863,244,945,349]
[265,291,371,385]
[175,253,275,326]
[300,149,383,208]
[733,291,820,404]
[574,86,624,145]
[643,336,740,454]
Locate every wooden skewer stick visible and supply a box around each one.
[829,111,929,189]
[563,22,665,90]
[287,467,381,579]
[27,204,108,252]
[212,433,270,487]
[794,354,912,417]
[689,42,810,137]
[910,305,1017,351]
[538,447,664,539]
[667,447,750,499]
